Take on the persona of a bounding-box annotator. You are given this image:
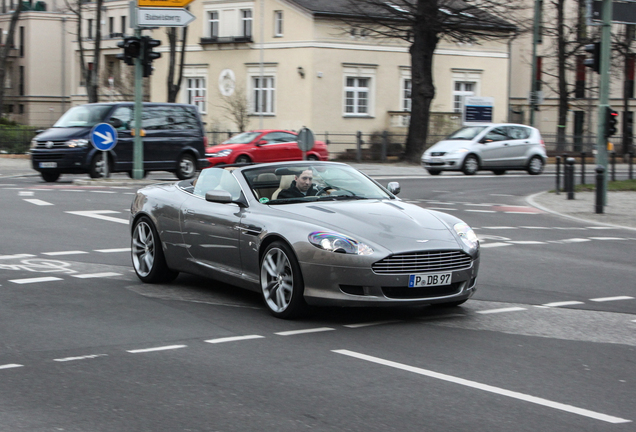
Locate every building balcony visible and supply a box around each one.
[200,36,253,45]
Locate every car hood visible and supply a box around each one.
[272,199,463,253]
[207,143,251,153]
[35,127,91,141]
[426,140,476,153]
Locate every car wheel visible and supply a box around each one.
[260,241,306,319]
[235,155,252,164]
[176,153,196,180]
[492,169,506,175]
[427,169,442,176]
[306,154,319,161]
[89,152,108,178]
[131,216,179,283]
[41,172,60,182]
[462,155,479,175]
[527,156,544,175]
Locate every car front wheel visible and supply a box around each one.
[260,241,306,319]
[235,155,252,164]
[41,172,60,182]
[462,155,479,175]
[176,154,196,180]
[427,169,442,176]
[131,216,179,283]
[527,156,544,175]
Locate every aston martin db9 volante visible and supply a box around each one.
[130,161,480,319]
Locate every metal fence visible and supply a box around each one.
[0,127,40,154]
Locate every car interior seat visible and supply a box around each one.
[271,175,295,200]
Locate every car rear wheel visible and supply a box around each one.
[131,216,179,283]
[527,156,544,175]
[41,172,60,182]
[235,155,252,164]
[260,241,306,319]
[462,155,479,175]
[427,169,442,176]
[176,153,196,180]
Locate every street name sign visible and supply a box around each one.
[90,123,118,151]
[138,8,195,27]
[138,0,194,8]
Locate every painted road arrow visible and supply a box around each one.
[138,8,196,26]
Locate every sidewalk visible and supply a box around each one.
[2,155,634,230]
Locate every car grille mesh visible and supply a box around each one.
[372,250,472,275]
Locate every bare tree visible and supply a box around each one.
[219,85,250,132]
[339,0,520,162]
[167,26,188,102]
[0,4,22,118]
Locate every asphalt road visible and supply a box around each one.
[0,166,634,431]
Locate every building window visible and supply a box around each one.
[453,82,475,113]
[402,78,412,111]
[242,9,253,38]
[19,26,23,57]
[252,76,275,114]
[121,16,126,34]
[274,11,283,37]
[88,19,93,39]
[109,17,114,35]
[345,77,370,115]
[19,65,24,95]
[186,77,207,113]
[208,11,219,38]
[18,104,24,114]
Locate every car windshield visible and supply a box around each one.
[222,132,262,144]
[53,105,112,128]
[243,163,393,204]
[447,126,488,140]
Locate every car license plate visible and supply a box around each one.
[408,272,452,288]
[39,162,57,168]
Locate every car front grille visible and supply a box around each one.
[372,250,472,275]
[35,141,67,149]
[430,152,446,156]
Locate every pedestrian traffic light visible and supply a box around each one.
[584,42,600,74]
[605,107,618,137]
[141,37,162,77]
[116,37,141,66]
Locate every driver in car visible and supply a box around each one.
[278,169,319,198]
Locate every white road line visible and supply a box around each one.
[9,277,63,284]
[587,227,615,230]
[481,227,518,230]
[94,248,130,253]
[554,227,588,230]
[205,335,265,344]
[65,210,128,225]
[54,354,108,362]
[23,198,53,206]
[560,238,591,243]
[333,350,631,424]
[275,327,335,336]
[0,254,36,260]
[464,203,492,207]
[506,241,546,245]
[42,251,89,256]
[519,226,551,229]
[466,209,497,213]
[477,307,527,314]
[90,191,116,194]
[480,242,513,248]
[505,211,540,214]
[127,345,187,353]
[542,301,585,307]
[71,272,122,279]
[18,191,34,196]
[344,320,402,328]
[0,364,23,370]
[589,237,627,241]
[427,207,458,211]
[590,296,634,302]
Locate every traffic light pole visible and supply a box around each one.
[595,0,613,205]
[132,5,144,180]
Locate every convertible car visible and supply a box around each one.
[130,161,480,318]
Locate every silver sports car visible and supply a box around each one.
[130,161,480,318]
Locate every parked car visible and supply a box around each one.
[205,130,329,166]
[130,161,480,319]
[421,123,547,175]
[30,102,209,182]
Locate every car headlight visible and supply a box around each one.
[308,231,373,255]
[454,222,479,251]
[65,139,89,148]
[30,139,38,149]
[450,148,469,155]
[206,149,233,158]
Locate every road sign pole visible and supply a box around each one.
[132,2,144,180]
[595,0,612,206]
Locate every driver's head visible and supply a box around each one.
[295,169,313,192]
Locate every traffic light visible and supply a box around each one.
[605,107,618,137]
[584,42,600,74]
[116,37,141,66]
[141,37,162,77]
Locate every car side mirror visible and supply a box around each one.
[109,118,123,128]
[387,182,400,195]
[479,138,492,144]
[205,190,233,203]
[256,139,268,146]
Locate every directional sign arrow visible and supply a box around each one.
[94,131,113,145]
[138,7,196,27]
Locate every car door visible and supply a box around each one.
[180,169,243,279]
[478,126,511,167]
[259,132,299,162]
[504,126,534,167]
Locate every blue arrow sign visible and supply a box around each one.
[90,123,118,151]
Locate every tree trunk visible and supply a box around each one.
[0,4,22,118]
[404,0,439,163]
[167,26,187,102]
[88,0,104,103]
[556,0,568,154]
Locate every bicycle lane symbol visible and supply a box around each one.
[0,258,78,274]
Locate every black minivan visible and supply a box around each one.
[31,102,209,182]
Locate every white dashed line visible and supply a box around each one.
[332,350,631,424]
[466,209,497,213]
[205,335,265,344]
[94,248,131,253]
[23,198,53,206]
[71,272,123,279]
[54,354,108,362]
[480,242,513,248]
[542,301,585,307]
[0,254,36,260]
[481,226,518,230]
[427,207,458,211]
[589,237,627,241]
[560,238,591,243]
[477,307,527,314]
[275,327,335,336]
[9,277,63,284]
[127,345,187,353]
[506,241,546,245]
[18,191,34,196]
[42,251,89,256]
[0,364,23,370]
[344,320,402,328]
[590,296,634,303]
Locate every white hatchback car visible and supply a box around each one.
[421,124,547,175]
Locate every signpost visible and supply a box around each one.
[90,123,118,178]
[138,8,195,26]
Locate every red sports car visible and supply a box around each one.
[205,130,329,166]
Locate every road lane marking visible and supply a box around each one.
[42,251,89,256]
[127,345,187,353]
[466,209,497,213]
[560,238,592,243]
[65,210,128,224]
[480,226,518,230]
[344,320,402,328]
[589,237,627,241]
[0,364,23,370]
[426,207,458,211]
[275,327,335,336]
[0,254,36,260]
[71,272,123,279]
[590,296,634,302]
[333,350,631,424]
[94,248,131,253]
[205,335,265,344]
[506,241,546,245]
[9,276,63,284]
[542,301,585,307]
[23,198,53,206]
[480,242,512,248]
[18,191,34,196]
[477,307,527,314]
[54,354,108,362]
